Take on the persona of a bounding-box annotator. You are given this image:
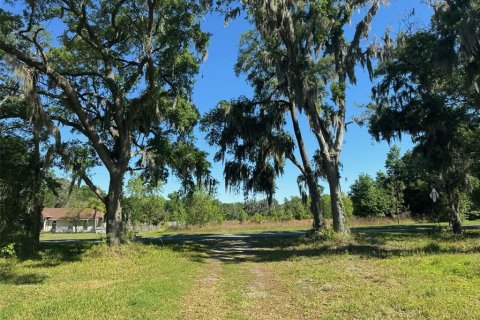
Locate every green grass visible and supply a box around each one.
[138,220,313,238]
[3,223,480,319]
[257,229,480,319]
[139,219,480,239]
[0,242,204,320]
[40,232,106,241]
[164,227,480,319]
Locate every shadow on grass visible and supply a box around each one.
[0,272,47,285]
[12,224,477,272]
[0,264,47,285]
[22,242,97,269]
[0,242,97,285]
[156,227,480,264]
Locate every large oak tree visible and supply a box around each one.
[0,0,212,245]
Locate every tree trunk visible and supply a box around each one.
[31,203,43,249]
[106,170,126,245]
[307,178,323,231]
[289,104,324,230]
[30,125,43,250]
[324,162,348,233]
[446,191,462,234]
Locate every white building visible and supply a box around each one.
[42,208,105,233]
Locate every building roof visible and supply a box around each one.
[42,208,104,220]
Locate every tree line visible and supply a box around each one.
[349,146,480,221]
[1,0,479,251]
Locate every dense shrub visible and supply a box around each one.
[349,174,390,217]
[184,191,223,226]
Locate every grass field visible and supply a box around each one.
[40,232,106,241]
[39,218,480,241]
[4,222,479,319]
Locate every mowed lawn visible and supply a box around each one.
[3,224,480,319]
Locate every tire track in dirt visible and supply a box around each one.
[176,238,301,320]
[175,258,227,320]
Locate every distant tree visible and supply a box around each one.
[321,195,332,220]
[123,175,165,226]
[243,199,275,217]
[184,190,223,226]
[283,196,310,220]
[349,174,389,217]
[221,202,246,221]
[381,146,406,219]
[165,192,187,225]
[342,195,354,219]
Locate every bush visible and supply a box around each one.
[283,196,310,220]
[249,213,265,224]
[185,191,224,226]
[342,196,354,219]
[349,174,390,217]
[0,243,16,258]
[238,210,248,223]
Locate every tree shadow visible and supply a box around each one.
[0,262,48,285]
[351,224,443,233]
[158,228,480,264]
[22,241,97,269]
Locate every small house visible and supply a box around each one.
[42,208,105,233]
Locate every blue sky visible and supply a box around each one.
[2,0,433,203]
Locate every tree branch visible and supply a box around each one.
[287,153,305,176]
[0,39,114,171]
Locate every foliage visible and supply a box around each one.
[0,242,16,258]
[321,195,332,219]
[321,194,354,220]
[165,192,188,224]
[382,146,406,217]
[349,174,390,217]
[238,210,248,223]
[243,199,275,217]
[249,213,266,224]
[342,196,354,219]
[43,179,105,209]
[367,7,480,231]
[283,196,311,220]
[123,175,165,226]
[0,131,36,253]
[184,190,223,226]
[221,202,246,221]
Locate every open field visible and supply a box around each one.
[39,219,480,242]
[4,223,480,319]
[138,218,480,238]
[139,219,314,238]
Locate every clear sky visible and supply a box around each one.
[3,0,433,203]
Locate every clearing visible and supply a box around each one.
[3,222,480,319]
